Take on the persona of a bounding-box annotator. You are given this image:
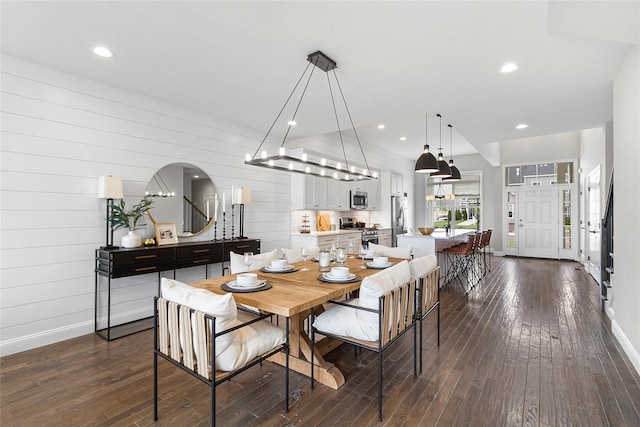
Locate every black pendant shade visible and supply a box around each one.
[415,113,439,173]
[431,152,452,178]
[443,162,462,181]
[415,145,439,173]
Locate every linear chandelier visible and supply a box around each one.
[245,51,377,181]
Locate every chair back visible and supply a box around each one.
[156,297,212,380]
[471,233,483,254]
[418,267,440,317]
[380,279,416,347]
[461,234,476,255]
[483,229,493,247]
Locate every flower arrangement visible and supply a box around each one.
[108,197,153,231]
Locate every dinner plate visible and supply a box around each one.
[320,272,357,282]
[225,279,267,290]
[366,262,394,269]
[261,265,296,273]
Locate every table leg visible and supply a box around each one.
[269,310,345,390]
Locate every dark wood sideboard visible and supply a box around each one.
[95,238,260,340]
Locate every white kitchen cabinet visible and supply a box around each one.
[391,173,404,195]
[291,231,362,252]
[326,179,351,210]
[292,175,328,209]
[305,176,327,209]
[377,228,392,246]
[365,178,381,210]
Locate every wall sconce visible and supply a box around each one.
[98,175,124,249]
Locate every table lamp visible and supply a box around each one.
[98,175,124,249]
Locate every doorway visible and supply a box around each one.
[586,166,601,284]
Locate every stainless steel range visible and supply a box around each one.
[340,217,379,245]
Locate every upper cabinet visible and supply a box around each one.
[303,175,327,209]
[391,173,404,195]
[326,179,350,210]
[292,173,380,211]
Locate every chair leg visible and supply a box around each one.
[419,316,423,374]
[378,351,383,421]
[153,351,158,421]
[211,373,215,427]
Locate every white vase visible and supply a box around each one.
[121,230,142,248]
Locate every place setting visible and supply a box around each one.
[222,273,271,292]
[365,256,394,270]
[260,258,298,274]
[317,266,361,284]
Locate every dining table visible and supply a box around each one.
[190,256,403,389]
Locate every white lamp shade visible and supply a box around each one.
[98,176,124,199]
[235,188,251,205]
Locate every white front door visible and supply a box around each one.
[586,167,601,284]
[518,186,559,258]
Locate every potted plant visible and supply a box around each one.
[108,197,153,248]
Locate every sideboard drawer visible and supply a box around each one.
[97,247,174,278]
[175,243,223,268]
[223,239,260,261]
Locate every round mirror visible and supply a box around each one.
[146,163,216,237]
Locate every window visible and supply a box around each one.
[426,173,481,230]
[505,162,573,186]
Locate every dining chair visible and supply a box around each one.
[480,229,493,274]
[409,255,440,374]
[154,278,289,427]
[228,248,278,274]
[367,242,413,259]
[310,261,417,421]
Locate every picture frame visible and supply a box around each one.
[155,222,179,245]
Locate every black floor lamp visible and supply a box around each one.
[98,175,124,249]
[235,188,251,239]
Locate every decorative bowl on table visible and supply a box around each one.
[418,227,435,235]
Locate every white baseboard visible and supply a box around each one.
[493,251,504,257]
[611,318,640,376]
[0,307,151,357]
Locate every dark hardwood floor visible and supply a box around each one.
[2,257,639,426]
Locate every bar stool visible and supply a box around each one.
[439,233,476,293]
[481,229,493,274]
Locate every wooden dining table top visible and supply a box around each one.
[190,257,404,318]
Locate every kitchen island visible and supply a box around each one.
[397,229,472,258]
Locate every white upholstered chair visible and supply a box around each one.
[311,261,417,421]
[154,278,289,426]
[367,242,412,259]
[228,248,278,274]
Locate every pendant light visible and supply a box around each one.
[430,113,452,178]
[414,113,439,173]
[245,51,377,181]
[442,124,461,182]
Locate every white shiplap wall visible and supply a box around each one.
[0,54,414,356]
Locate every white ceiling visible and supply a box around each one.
[2,1,638,164]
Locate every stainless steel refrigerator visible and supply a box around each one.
[391,194,408,246]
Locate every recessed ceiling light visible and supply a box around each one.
[93,46,114,58]
[515,123,528,130]
[500,63,518,73]
[377,124,385,129]
[400,137,406,141]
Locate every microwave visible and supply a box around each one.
[350,190,368,210]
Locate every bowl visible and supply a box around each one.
[330,266,350,278]
[271,259,288,270]
[373,256,389,266]
[236,273,258,286]
[418,227,435,235]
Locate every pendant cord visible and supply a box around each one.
[280,57,318,147]
[448,124,453,162]
[326,71,348,171]
[251,60,313,159]
[332,69,373,175]
[437,113,443,153]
